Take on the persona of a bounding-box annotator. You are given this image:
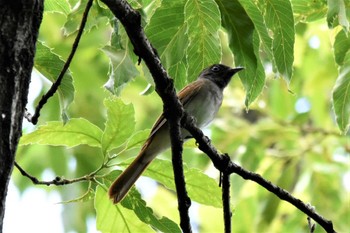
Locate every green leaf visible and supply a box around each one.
[125,129,150,151]
[60,187,95,204]
[185,0,222,82]
[238,0,273,60]
[146,0,188,89]
[258,159,299,230]
[95,186,152,233]
[44,0,71,15]
[142,159,222,208]
[63,0,111,36]
[34,42,75,122]
[19,118,103,148]
[334,29,350,66]
[262,0,295,83]
[332,55,350,134]
[102,98,135,153]
[327,0,350,31]
[102,46,139,95]
[292,0,328,23]
[121,188,181,233]
[216,0,264,106]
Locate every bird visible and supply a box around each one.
[109,64,243,203]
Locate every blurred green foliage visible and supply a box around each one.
[13,0,350,232]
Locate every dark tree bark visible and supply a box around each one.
[0,0,43,231]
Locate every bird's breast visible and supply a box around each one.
[184,83,223,129]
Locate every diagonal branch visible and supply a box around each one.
[100,0,192,231]
[182,113,336,233]
[99,1,336,233]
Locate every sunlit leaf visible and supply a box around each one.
[63,0,111,36]
[44,0,71,15]
[292,0,327,23]
[121,188,181,233]
[118,158,223,208]
[102,98,135,153]
[95,186,152,232]
[327,0,350,31]
[216,0,264,106]
[262,0,295,83]
[332,56,350,134]
[185,0,222,82]
[258,159,299,230]
[334,30,350,66]
[102,46,139,95]
[238,0,273,60]
[34,42,75,122]
[125,129,150,151]
[146,0,188,88]
[59,187,95,204]
[19,118,102,148]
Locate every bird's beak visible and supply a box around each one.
[228,67,244,76]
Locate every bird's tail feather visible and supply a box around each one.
[108,151,151,204]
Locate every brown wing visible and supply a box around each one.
[147,80,203,138]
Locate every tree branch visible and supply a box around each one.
[222,169,231,233]
[98,1,336,233]
[25,0,94,125]
[182,113,336,233]
[100,0,192,231]
[14,161,99,186]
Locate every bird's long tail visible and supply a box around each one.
[108,150,152,204]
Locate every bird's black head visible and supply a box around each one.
[199,64,244,89]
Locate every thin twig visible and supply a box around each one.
[14,161,104,186]
[28,0,94,125]
[14,162,91,185]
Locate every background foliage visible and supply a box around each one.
[8,0,350,232]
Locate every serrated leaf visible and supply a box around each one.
[332,55,350,134]
[146,0,188,88]
[185,0,222,82]
[292,0,327,23]
[327,0,350,31]
[238,0,273,60]
[95,186,152,233]
[116,158,222,208]
[102,98,135,153]
[102,46,139,95]
[147,159,222,207]
[121,188,181,233]
[63,0,111,36]
[34,42,75,122]
[216,0,264,106]
[262,0,295,83]
[19,118,103,148]
[44,0,71,15]
[334,29,350,66]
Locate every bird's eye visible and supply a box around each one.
[211,65,220,72]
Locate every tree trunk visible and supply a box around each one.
[0,0,43,231]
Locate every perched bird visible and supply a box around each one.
[109,64,243,203]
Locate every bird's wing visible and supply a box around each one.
[147,80,203,138]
